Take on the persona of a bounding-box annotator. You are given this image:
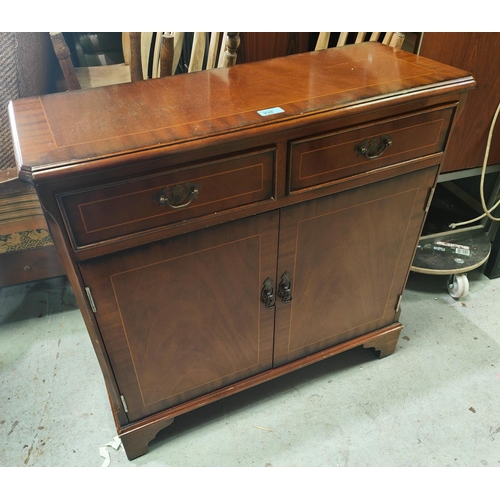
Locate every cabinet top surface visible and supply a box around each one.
[10,42,473,179]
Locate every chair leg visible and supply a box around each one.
[160,33,175,77]
[315,32,331,51]
[389,32,406,49]
[221,33,240,67]
[49,32,81,91]
[129,32,143,82]
[188,32,207,73]
[206,32,221,70]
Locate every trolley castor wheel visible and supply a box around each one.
[411,232,491,300]
[447,273,469,299]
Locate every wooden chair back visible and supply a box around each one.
[50,32,240,91]
[315,32,405,51]
[150,32,240,78]
[50,32,143,90]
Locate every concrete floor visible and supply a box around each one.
[1,269,499,468]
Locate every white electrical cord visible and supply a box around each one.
[449,101,500,229]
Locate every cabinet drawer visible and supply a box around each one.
[60,148,275,247]
[288,106,455,193]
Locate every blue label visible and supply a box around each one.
[257,107,285,116]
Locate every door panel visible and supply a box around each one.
[273,166,438,366]
[80,211,279,422]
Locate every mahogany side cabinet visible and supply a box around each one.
[9,42,475,459]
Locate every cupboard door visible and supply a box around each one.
[273,166,438,366]
[80,211,279,422]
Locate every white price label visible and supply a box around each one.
[257,107,285,116]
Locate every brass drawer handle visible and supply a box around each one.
[153,182,201,209]
[355,134,393,159]
[261,278,276,309]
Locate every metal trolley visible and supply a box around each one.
[411,166,500,298]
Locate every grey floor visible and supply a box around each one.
[1,269,499,467]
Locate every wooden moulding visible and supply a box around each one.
[119,322,403,460]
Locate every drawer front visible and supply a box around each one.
[288,106,455,193]
[60,148,275,247]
